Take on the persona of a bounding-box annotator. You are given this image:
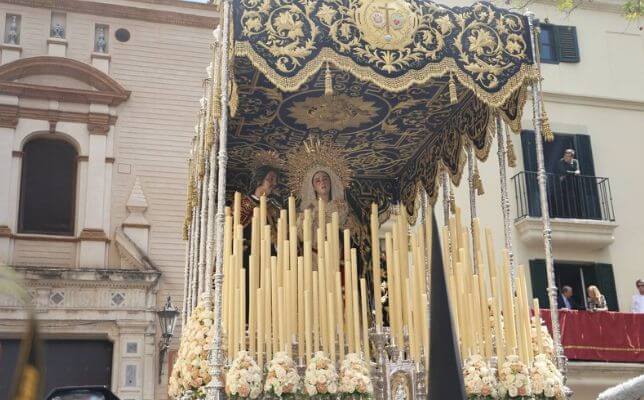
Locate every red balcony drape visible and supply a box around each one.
[540,309,644,363]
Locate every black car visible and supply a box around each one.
[45,386,120,400]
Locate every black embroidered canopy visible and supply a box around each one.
[226,0,536,222]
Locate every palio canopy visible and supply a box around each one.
[226,0,536,222]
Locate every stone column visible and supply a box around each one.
[79,106,110,267]
[0,97,18,263]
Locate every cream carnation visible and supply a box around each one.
[463,354,498,399]
[264,352,301,397]
[168,301,215,398]
[226,351,263,399]
[338,353,373,397]
[498,355,532,399]
[530,354,565,400]
[305,351,339,397]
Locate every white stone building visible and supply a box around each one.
[436,0,644,398]
[0,1,217,399]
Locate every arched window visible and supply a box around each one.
[18,137,77,235]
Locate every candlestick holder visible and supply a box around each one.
[415,354,427,400]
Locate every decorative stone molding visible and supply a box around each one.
[123,178,149,228]
[0,0,218,29]
[88,112,111,135]
[0,265,161,311]
[0,104,119,126]
[115,228,157,270]
[0,56,130,105]
[77,155,89,162]
[515,217,618,251]
[11,233,77,242]
[11,150,22,157]
[0,104,18,128]
[105,157,115,164]
[0,225,11,237]
[79,228,109,242]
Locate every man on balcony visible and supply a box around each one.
[558,286,582,310]
[556,149,581,218]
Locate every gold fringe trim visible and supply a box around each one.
[473,164,484,196]
[506,132,517,168]
[235,43,538,109]
[449,186,456,214]
[541,110,554,143]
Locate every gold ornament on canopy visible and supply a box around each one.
[251,149,286,171]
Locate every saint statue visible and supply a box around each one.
[239,150,284,246]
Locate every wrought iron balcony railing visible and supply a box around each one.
[511,171,615,222]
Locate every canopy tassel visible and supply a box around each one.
[541,109,554,142]
[473,163,485,196]
[506,132,517,168]
[449,186,456,214]
[448,72,458,104]
[325,62,334,96]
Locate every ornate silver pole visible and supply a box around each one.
[183,212,195,324]
[441,170,450,226]
[197,96,209,297]
[525,11,564,371]
[466,144,478,271]
[188,206,199,315]
[204,34,222,300]
[206,0,232,398]
[496,116,516,287]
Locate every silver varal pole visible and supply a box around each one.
[204,35,222,300]
[466,143,478,270]
[496,116,516,287]
[206,0,232,398]
[525,11,564,371]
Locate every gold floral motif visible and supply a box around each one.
[285,93,383,131]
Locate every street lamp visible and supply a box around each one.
[157,296,179,383]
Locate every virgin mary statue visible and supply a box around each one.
[286,138,356,252]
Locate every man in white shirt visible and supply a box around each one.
[632,279,644,313]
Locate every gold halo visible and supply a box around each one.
[286,137,353,194]
[250,149,285,172]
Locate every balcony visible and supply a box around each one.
[511,171,618,250]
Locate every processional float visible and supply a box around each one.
[170,0,570,399]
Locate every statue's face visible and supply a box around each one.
[260,170,278,195]
[312,171,331,197]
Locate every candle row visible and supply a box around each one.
[443,208,547,365]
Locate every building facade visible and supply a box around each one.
[436,0,644,398]
[0,1,218,399]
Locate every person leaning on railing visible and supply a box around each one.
[587,285,608,312]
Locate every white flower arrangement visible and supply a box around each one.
[264,351,301,398]
[169,301,215,399]
[305,351,339,398]
[226,351,263,399]
[530,354,565,400]
[531,323,556,363]
[462,354,499,399]
[498,355,532,399]
[338,353,373,399]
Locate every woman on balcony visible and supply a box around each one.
[587,285,608,312]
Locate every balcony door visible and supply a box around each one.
[529,259,618,311]
[520,131,602,219]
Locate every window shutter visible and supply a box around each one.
[521,131,541,217]
[529,259,549,310]
[592,263,618,311]
[555,25,580,63]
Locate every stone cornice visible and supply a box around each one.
[0,225,11,237]
[11,265,161,289]
[0,104,118,129]
[543,91,644,112]
[79,228,110,242]
[0,0,218,29]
